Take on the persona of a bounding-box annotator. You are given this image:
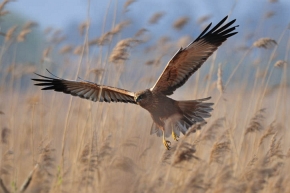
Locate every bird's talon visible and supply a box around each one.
[172,131,179,141]
[163,139,171,150]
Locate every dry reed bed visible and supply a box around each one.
[0,0,290,192]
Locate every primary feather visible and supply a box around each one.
[32,73,136,104]
[151,16,238,95]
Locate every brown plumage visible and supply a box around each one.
[32,16,238,150]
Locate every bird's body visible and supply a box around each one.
[134,89,213,148]
[137,90,180,133]
[32,16,238,149]
[135,89,177,116]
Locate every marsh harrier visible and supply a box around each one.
[32,16,238,149]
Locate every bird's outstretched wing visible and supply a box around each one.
[151,16,238,95]
[32,72,136,104]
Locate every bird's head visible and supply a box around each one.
[134,89,152,106]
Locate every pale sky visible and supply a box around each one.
[8,0,290,29]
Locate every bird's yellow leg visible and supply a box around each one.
[172,130,179,141]
[163,131,171,150]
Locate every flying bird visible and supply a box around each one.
[32,16,238,150]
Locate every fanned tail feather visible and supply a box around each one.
[176,97,213,135]
[150,97,213,137]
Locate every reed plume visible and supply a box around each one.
[274,60,287,68]
[4,25,17,42]
[245,109,265,135]
[148,12,165,24]
[173,17,189,30]
[109,38,141,63]
[253,38,277,49]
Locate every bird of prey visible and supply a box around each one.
[32,16,238,150]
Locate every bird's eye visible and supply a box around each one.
[136,94,145,102]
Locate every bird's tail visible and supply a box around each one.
[173,97,214,137]
[150,97,213,138]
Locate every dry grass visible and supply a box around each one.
[217,63,224,94]
[109,38,141,63]
[173,17,189,30]
[253,37,277,49]
[4,25,17,42]
[274,60,287,68]
[148,12,165,24]
[0,1,289,193]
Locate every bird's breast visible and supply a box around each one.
[146,95,180,127]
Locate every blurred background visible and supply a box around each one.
[1,0,289,89]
